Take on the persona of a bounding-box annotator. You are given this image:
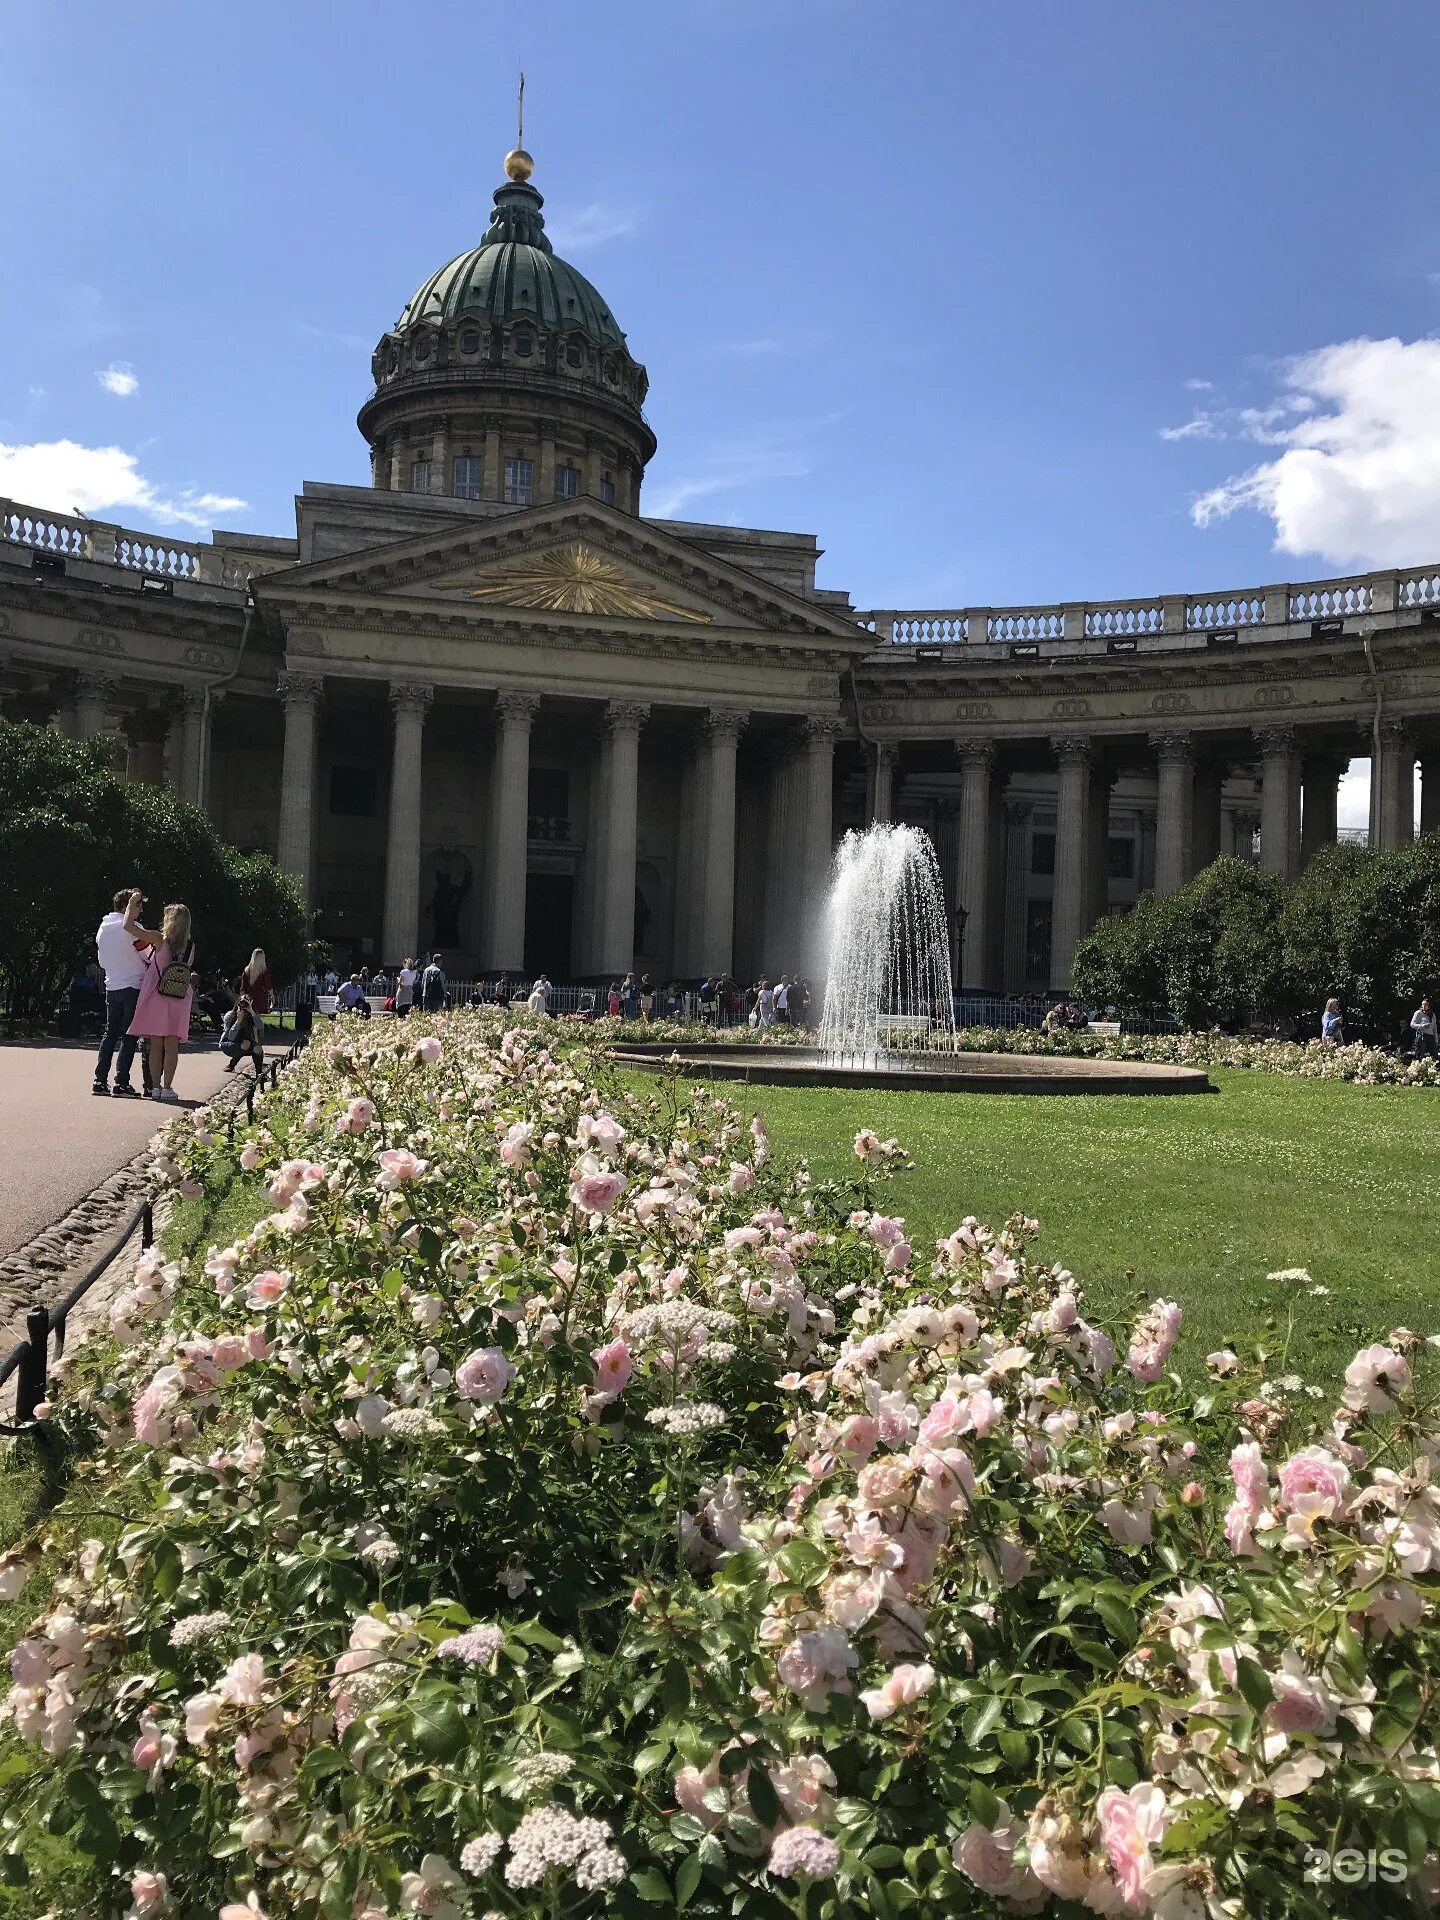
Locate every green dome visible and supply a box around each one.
[393,177,627,348]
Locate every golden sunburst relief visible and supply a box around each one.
[462,543,712,622]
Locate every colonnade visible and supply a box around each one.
[272,678,838,978]
[866,722,1432,992]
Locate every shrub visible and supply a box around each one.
[2,1015,1437,1917]
[0,719,306,1024]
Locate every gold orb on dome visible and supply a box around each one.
[504,148,534,182]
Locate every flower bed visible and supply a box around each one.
[597,1013,1440,1089]
[2,1012,1438,1917]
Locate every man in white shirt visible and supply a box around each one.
[775,977,790,1023]
[93,886,148,1097]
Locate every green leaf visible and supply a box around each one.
[150,1538,182,1601]
[380,1267,404,1300]
[968,1782,1001,1829]
[1090,1593,1138,1645]
[661,1660,691,1716]
[630,1866,672,1904]
[669,1813,709,1845]
[775,1538,828,1586]
[0,1853,28,1887]
[1235,1657,1274,1714]
[747,1763,782,1827]
[408,1685,467,1760]
[865,1846,905,1870]
[675,1854,702,1911]
[996,1728,1029,1768]
[962,1696,1003,1745]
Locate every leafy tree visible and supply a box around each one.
[1072,857,1287,1029]
[0,719,305,1026]
[1284,837,1440,1041]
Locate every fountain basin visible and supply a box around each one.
[613,1044,1212,1095]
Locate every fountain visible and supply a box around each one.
[616,823,1211,1094]
[819,825,957,1064]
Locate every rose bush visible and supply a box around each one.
[1,1011,1438,1918]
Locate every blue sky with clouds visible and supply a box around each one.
[3,0,1439,627]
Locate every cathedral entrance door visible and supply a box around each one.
[524,873,573,980]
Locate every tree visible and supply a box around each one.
[1072,857,1287,1029]
[0,719,306,1026]
[1283,837,1440,1041]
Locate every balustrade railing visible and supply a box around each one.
[0,496,287,589]
[862,564,1437,651]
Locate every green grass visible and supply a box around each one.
[730,1068,1439,1381]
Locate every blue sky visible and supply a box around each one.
[3,0,1439,622]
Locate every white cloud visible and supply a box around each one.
[644,417,847,520]
[0,438,246,530]
[96,361,139,397]
[1189,337,1440,566]
[545,201,638,252]
[1160,412,1222,442]
[1337,762,1370,833]
[1183,377,1214,392]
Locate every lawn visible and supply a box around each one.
[730,1067,1439,1381]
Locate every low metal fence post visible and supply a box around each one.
[140,1199,153,1251]
[14,1304,49,1425]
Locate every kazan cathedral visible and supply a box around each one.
[2,146,1438,993]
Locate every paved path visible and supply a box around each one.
[0,1041,275,1262]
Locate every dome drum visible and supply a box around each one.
[359,156,654,513]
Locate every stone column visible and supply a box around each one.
[1300,750,1346,864]
[1151,731,1195,896]
[1191,760,1224,873]
[866,741,897,824]
[162,707,185,788]
[1134,803,1157,892]
[594,702,649,977]
[430,418,450,495]
[694,708,746,976]
[1086,760,1114,930]
[538,436,556,503]
[954,742,995,989]
[762,732,802,969]
[1420,741,1440,837]
[276,672,324,906]
[381,683,433,964]
[1373,719,1415,849]
[485,692,539,971]
[798,718,839,967]
[1001,798,1032,991]
[180,690,210,806]
[1256,726,1300,877]
[74,673,115,741]
[1050,737,1092,989]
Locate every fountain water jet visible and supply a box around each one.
[819,824,957,1064]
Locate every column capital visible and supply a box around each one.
[75,670,118,698]
[954,738,996,770]
[277,670,324,710]
[1377,716,1413,747]
[865,737,898,767]
[180,687,209,715]
[701,706,748,746]
[802,714,842,747]
[603,700,650,736]
[1302,747,1350,782]
[1002,794,1033,825]
[495,690,541,727]
[1050,734,1093,766]
[1133,801,1158,830]
[1148,729,1194,762]
[389,681,434,717]
[1254,723,1297,756]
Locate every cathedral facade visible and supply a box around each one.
[3,147,1439,990]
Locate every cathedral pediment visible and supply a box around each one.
[253,498,866,649]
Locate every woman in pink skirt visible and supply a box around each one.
[128,901,196,1103]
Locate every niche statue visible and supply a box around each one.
[426,859,472,950]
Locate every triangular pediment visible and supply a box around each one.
[253,498,867,648]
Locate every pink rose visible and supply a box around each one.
[343,1097,375,1133]
[859,1660,935,1722]
[1342,1343,1412,1415]
[377,1148,427,1190]
[456,1347,516,1405]
[499,1120,535,1167]
[591,1338,633,1396]
[569,1169,626,1215]
[414,1037,443,1066]
[245,1269,288,1309]
[238,1142,261,1172]
[727,1163,755,1197]
[1097,1782,1168,1909]
[128,1870,168,1913]
[211,1335,249,1373]
[1277,1445,1351,1516]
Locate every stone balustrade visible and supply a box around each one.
[860,563,1440,649]
[0,497,287,590]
